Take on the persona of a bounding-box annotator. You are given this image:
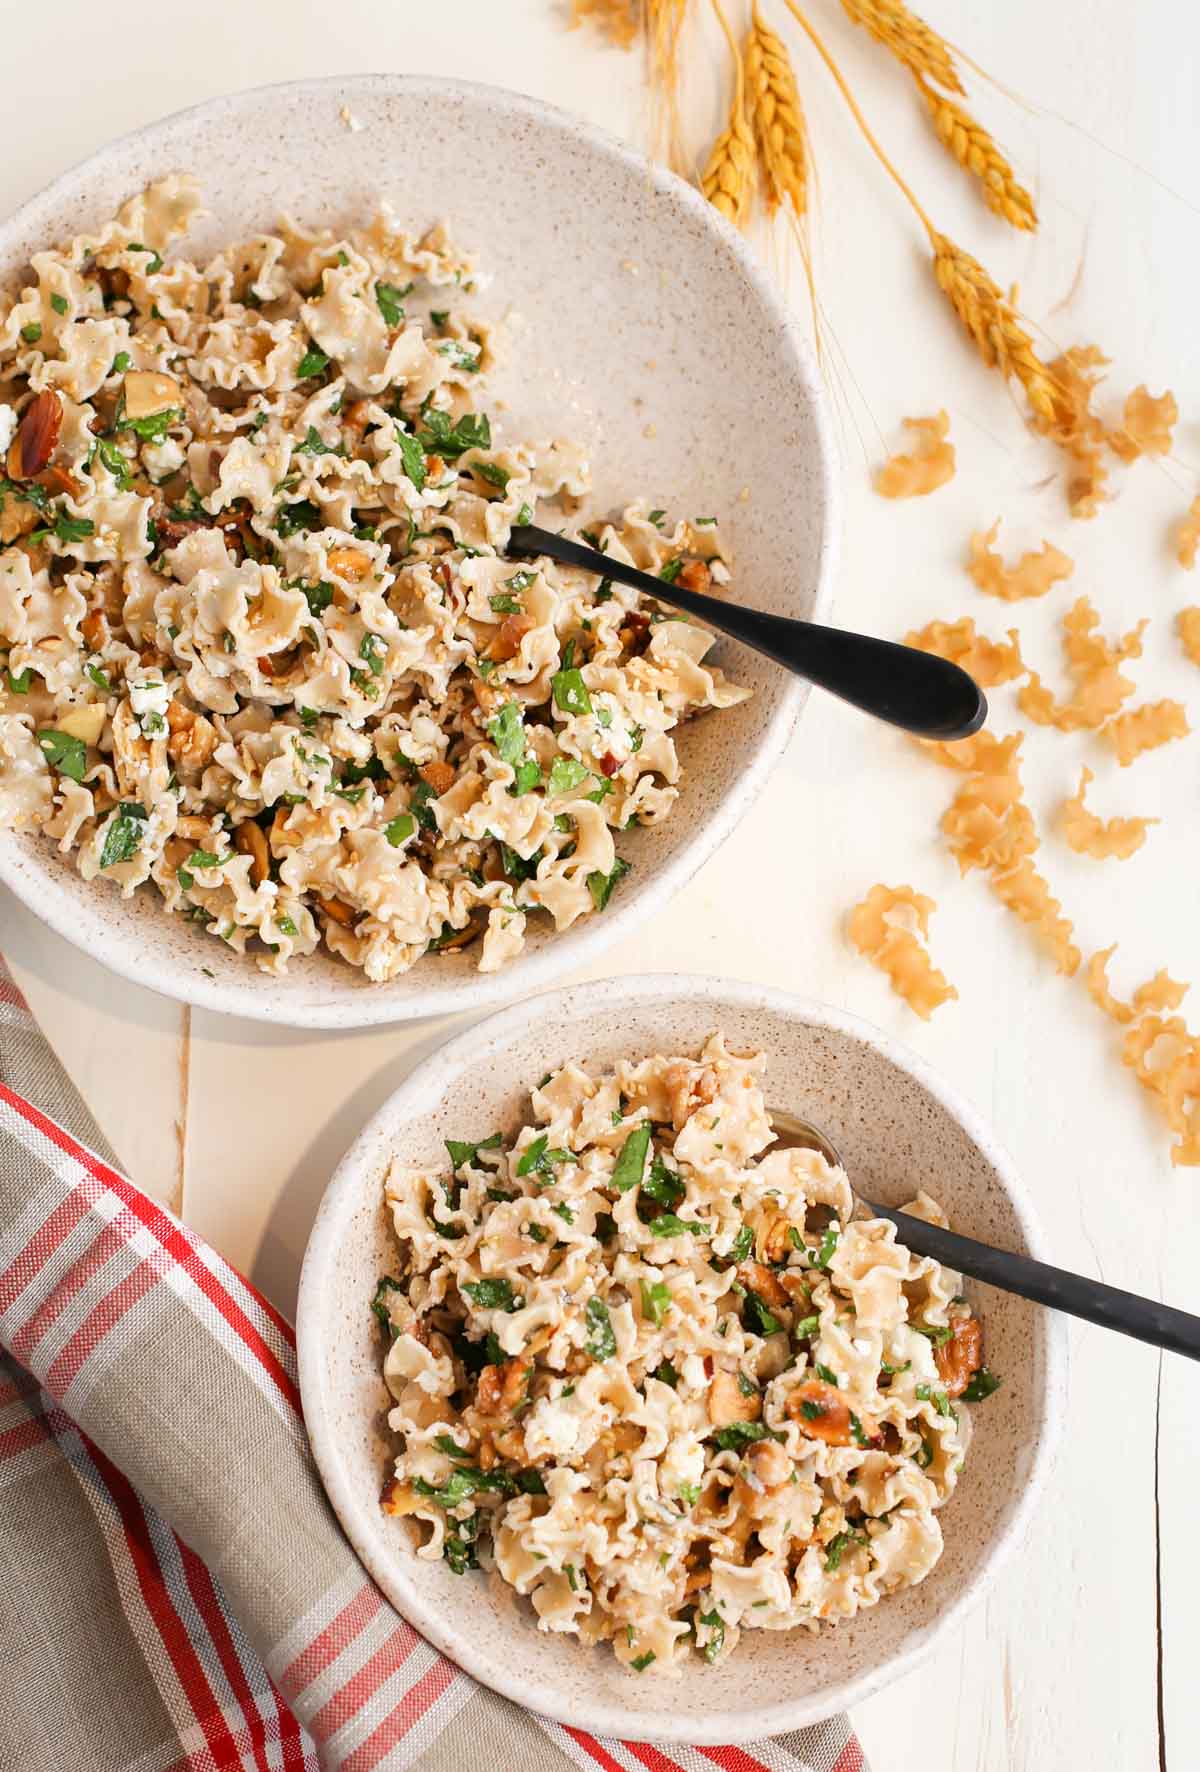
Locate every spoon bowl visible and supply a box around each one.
[769,1107,1200,1361]
[509,522,987,740]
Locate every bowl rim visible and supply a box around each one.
[0,72,841,1029]
[297,971,1068,1742]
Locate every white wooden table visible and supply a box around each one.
[4,4,1197,1766]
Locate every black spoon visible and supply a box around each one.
[772,1109,1200,1362]
[507,523,986,742]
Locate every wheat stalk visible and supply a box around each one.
[930,235,1056,417]
[648,0,692,168]
[782,0,1058,419]
[701,0,757,225]
[745,4,809,218]
[839,0,963,94]
[916,78,1036,230]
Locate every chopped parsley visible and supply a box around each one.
[384,813,415,847]
[658,557,683,583]
[445,1132,503,1171]
[118,407,180,442]
[462,1277,518,1312]
[275,499,322,537]
[370,1275,404,1335]
[709,1421,780,1451]
[359,632,386,677]
[20,322,41,344]
[586,856,630,911]
[913,1322,954,1347]
[472,459,510,492]
[416,408,491,458]
[639,1277,672,1326]
[584,1296,616,1360]
[550,662,591,718]
[915,1383,953,1417]
[630,1652,656,1673]
[5,667,32,694]
[610,1122,651,1192]
[963,1366,1002,1403]
[36,729,87,783]
[649,1213,710,1238]
[699,1609,725,1663]
[294,425,341,457]
[812,1224,840,1269]
[728,1224,754,1263]
[547,756,589,797]
[824,1529,866,1572]
[652,1359,679,1388]
[375,280,410,327]
[647,509,666,527]
[98,802,147,870]
[642,1154,684,1211]
[296,344,330,378]
[792,1313,820,1339]
[815,1363,839,1387]
[50,294,68,316]
[396,426,427,490]
[741,1289,783,1337]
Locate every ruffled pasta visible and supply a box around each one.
[874,412,955,500]
[847,884,958,1018]
[0,180,748,980]
[374,1036,995,1670]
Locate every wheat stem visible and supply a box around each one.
[916,77,1036,230]
[745,4,809,218]
[839,0,963,93]
[781,0,934,231]
[700,0,757,225]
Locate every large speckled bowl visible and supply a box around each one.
[298,975,1066,1741]
[0,75,837,1027]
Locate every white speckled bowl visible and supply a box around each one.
[0,75,837,1027]
[298,975,1066,1742]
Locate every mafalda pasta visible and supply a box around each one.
[0,179,748,982]
[374,1034,1000,1672]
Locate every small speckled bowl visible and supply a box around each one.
[297,975,1067,1742]
[0,75,837,1027]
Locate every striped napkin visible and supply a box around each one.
[0,955,867,1772]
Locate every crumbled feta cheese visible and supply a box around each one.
[130,677,169,734]
[142,437,185,479]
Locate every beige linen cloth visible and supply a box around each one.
[0,957,867,1772]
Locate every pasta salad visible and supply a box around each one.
[0,178,748,981]
[374,1033,1001,1671]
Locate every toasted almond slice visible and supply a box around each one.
[56,704,106,746]
[123,370,181,419]
[234,820,270,887]
[7,390,63,480]
[315,894,357,927]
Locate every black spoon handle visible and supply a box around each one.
[867,1202,1200,1362]
[508,524,986,741]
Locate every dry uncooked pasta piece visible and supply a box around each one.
[1031,345,1110,519]
[1059,767,1157,860]
[1104,701,1190,767]
[923,726,1079,974]
[1178,608,1200,666]
[988,859,1080,975]
[1108,385,1178,463]
[1086,947,1135,1024]
[847,884,958,1019]
[966,522,1074,602]
[1177,499,1200,571]
[875,412,956,499]
[1018,597,1144,732]
[1084,947,1200,1164]
[920,730,1022,774]
[570,0,639,46]
[903,616,1025,687]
